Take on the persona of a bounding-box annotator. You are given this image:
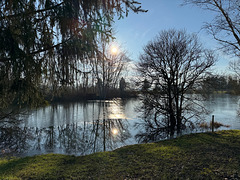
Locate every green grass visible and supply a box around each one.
[1,130,240,179]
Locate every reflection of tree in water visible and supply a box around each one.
[0,100,131,157]
[135,97,203,143]
[92,118,131,152]
[135,115,171,143]
[0,125,34,155]
[93,100,131,152]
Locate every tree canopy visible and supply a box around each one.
[136,29,216,140]
[0,0,144,111]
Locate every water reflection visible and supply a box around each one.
[0,120,130,157]
[135,94,240,143]
[25,99,132,128]
[1,95,240,157]
[0,99,133,157]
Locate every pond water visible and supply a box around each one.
[1,94,240,157]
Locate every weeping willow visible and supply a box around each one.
[0,0,144,115]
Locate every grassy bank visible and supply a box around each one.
[1,130,240,179]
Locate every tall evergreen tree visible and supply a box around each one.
[0,0,142,106]
[0,0,145,120]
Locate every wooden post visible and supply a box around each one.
[103,119,106,151]
[212,115,214,132]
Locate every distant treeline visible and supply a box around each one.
[43,74,240,103]
[43,78,139,103]
[201,75,240,95]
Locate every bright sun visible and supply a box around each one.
[111,47,118,54]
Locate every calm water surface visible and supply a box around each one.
[1,94,240,157]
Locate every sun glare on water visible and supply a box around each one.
[112,128,118,135]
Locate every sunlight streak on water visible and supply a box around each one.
[2,95,240,157]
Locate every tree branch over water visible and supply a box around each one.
[0,0,146,121]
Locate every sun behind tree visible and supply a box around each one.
[111,46,118,55]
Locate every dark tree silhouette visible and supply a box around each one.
[136,29,216,141]
[0,0,145,121]
[201,75,228,94]
[119,77,126,97]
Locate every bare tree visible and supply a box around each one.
[229,60,240,77]
[184,0,240,56]
[136,29,216,141]
[92,41,130,99]
[184,0,240,78]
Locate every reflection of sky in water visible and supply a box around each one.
[3,95,240,157]
[204,94,240,130]
[25,99,139,128]
[24,95,240,130]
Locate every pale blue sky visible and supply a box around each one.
[113,0,230,73]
